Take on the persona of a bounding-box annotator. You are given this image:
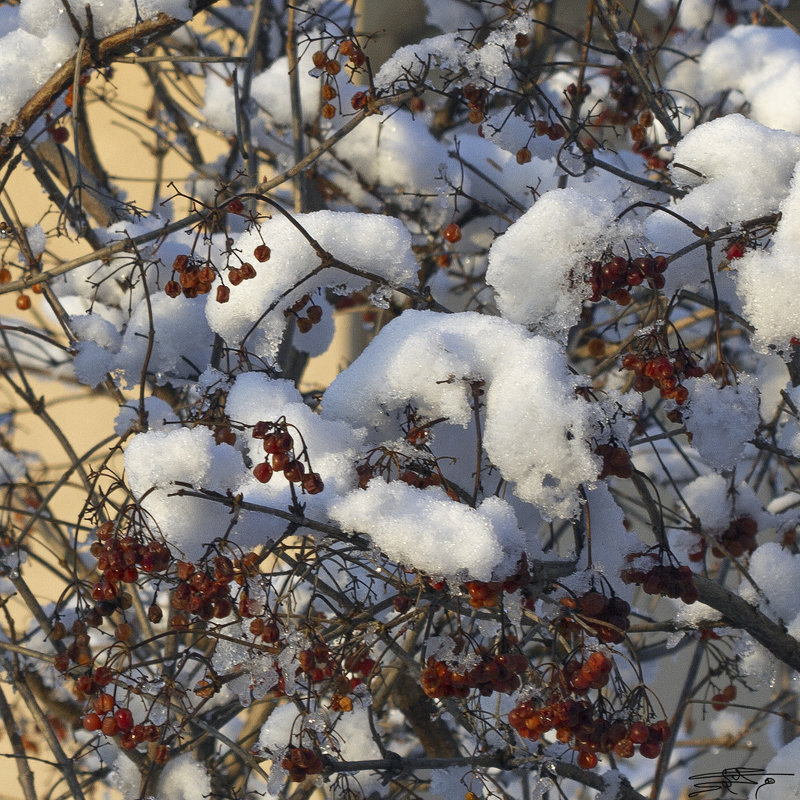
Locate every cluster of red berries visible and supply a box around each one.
[559,591,631,645]
[621,348,703,404]
[587,253,668,305]
[560,651,613,693]
[690,516,758,561]
[164,254,220,301]
[594,443,633,479]
[52,618,95,676]
[597,68,641,128]
[462,83,488,124]
[420,651,527,699]
[713,515,759,558]
[463,557,534,609]
[297,643,336,685]
[165,242,268,303]
[168,557,237,629]
[509,684,672,766]
[284,293,323,334]
[251,420,324,494]
[89,522,170,611]
[710,684,737,711]
[514,122,567,163]
[621,555,699,604]
[281,745,324,783]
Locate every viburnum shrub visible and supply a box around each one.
[3,1,800,799]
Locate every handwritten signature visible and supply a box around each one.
[688,768,794,798]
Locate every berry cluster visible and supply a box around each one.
[594,443,633,479]
[559,591,631,644]
[509,670,672,767]
[297,643,336,685]
[463,557,534,609]
[164,243,266,303]
[712,516,758,558]
[281,745,324,783]
[621,556,699,604]
[284,293,323,334]
[710,684,737,711]
[168,556,236,629]
[621,348,703,404]
[534,119,566,140]
[420,652,527,699]
[462,83,488,124]
[587,254,668,305]
[89,522,170,612]
[251,420,324,495]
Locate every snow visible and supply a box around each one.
[331,483,525,581]
[682,375,760,471]
[206,211,417,361]
[736,162,800,353]
[124,426,249,559]
[486,188,621,339]
[0,0,193,125]
[646,115,800,294]
[750,736,800,799]
[698,26,800,133]
[322,310,615,520]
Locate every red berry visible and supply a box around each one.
[216,285,230,303]
[83,713,102,731]
[628,721,649,743]
[52,126,69,144]
[443,223,462,243]
[253,244,271,262]
[253,461,273,483]
[115,708,134,732]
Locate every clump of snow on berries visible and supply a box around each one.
[740,542,800,626]
[682,473,763,531]
[323,310,617,519]
[682,375,760,471]
[329,706,382,762]
[486,188,620,339]
[375,13,530,90]
[331,483,525,581]
[25,224,46,256]
[203,56,319,140]
[206,211,417,361]
[570,485,643,601]
[646,115,800,294]
[156,753,212,800]
[70,313,122,388]
[257,703,298,757]
[736,163,800,353]
[709,709,745,739]
[334,111,464,204]
[124,427,249,559]
[114,396,180,436]
[698,26,800,134]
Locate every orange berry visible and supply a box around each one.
[16,294,31,310]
